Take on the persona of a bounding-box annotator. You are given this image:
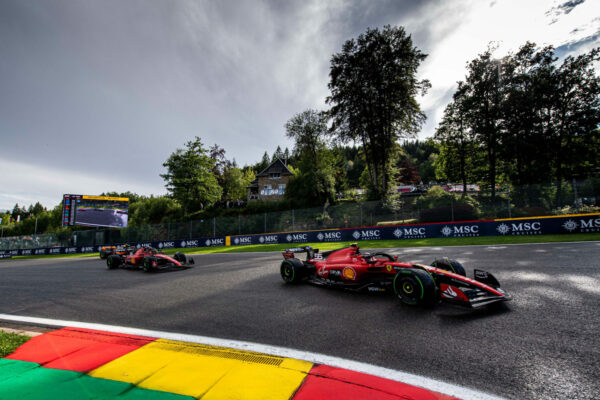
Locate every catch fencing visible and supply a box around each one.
[1,179,599,252]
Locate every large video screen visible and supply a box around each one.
[62,194,129,228]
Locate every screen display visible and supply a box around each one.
[62,194,129,228]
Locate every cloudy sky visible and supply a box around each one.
[0,0,598,211]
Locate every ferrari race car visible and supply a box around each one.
[280,244,511,308]
[99,244,134,259]
[106,246,194,272]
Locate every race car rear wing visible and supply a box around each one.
[282,246,318,260]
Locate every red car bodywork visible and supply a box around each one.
[106,246,193,271]
[123,247,184,268]
[282,245,510,308]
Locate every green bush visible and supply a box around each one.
[417,186,480,222]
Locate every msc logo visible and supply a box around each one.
[394,227,426,238]
[81,246,95,252]
[49,248,61,254]
[65,247,77,254]
[579,218,600,232]
[317,231,342,242]
[22,250,32,255]
[497,222,541,235]
[286,233,307,242]
[234,237,253,245]
[34,249,46,255]
[180,240,199,248]
[259,235,278,244]
[441,225,479,237]
[205,238,224,247]
[159,242,175,249]
[352,230,381,240]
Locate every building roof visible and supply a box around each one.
[255,158,293,177]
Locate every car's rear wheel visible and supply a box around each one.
[393,268,437,306]
[143,256,155,272]
[280,258,305,284]
[431,258,466,276]
[106,255,121,270]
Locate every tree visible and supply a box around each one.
[327,25,430,199]
[254,151,271,174]
[550,48,600,203]
[284,110,336,206]
[396,159,420,184]
[129,196,183,225]
[161,137,222,214]
[434,85,481,191]
[459,47,506,199]
[223,167,255,201]
[272,146,284,162]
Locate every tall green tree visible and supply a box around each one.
[434,85,480,191]
[550,48,600,202]
[459,47,506,199]
[327,25,430,199]
[223,167,255,201]
[284,110,336,206]
[161,137,222,214]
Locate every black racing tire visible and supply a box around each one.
[393,268,437,307]
[280,258,306,284]
[173,252,186,263]
[143,256,155,272]
[431,258,466,276]
[106,255,121,270]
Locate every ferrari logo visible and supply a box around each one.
[386,265,392,272]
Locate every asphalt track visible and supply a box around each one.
[1,241,599,399]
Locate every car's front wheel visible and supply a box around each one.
[431,258,466,276]
[393,268,437,306]
[173,252,186,263]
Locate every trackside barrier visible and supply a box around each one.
[0,214,598,257]
[226,213,600,246]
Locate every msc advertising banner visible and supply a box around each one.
[227,214,600,247]
[1,214,598,257]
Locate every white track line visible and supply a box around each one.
[187,239,600,256]
[0,313,504,400]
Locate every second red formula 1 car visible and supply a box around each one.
[106,246,194,272]
[280,244,511,308]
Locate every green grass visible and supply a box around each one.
[0,331,29,358]
[4,252,100,261]
[3,233,599,260]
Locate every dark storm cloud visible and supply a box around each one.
[0,0,431,186]
[546,0,586,24]
[0,0,595,209]
[555,30,600,58]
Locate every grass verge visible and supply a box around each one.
[3,233,599,260]
[0,331,29,358]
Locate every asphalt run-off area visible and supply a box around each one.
[1,241,599,399]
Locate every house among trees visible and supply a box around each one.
[247,158,293,201]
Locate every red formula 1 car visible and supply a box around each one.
[106,246,194,272]
[280,244,511,308]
